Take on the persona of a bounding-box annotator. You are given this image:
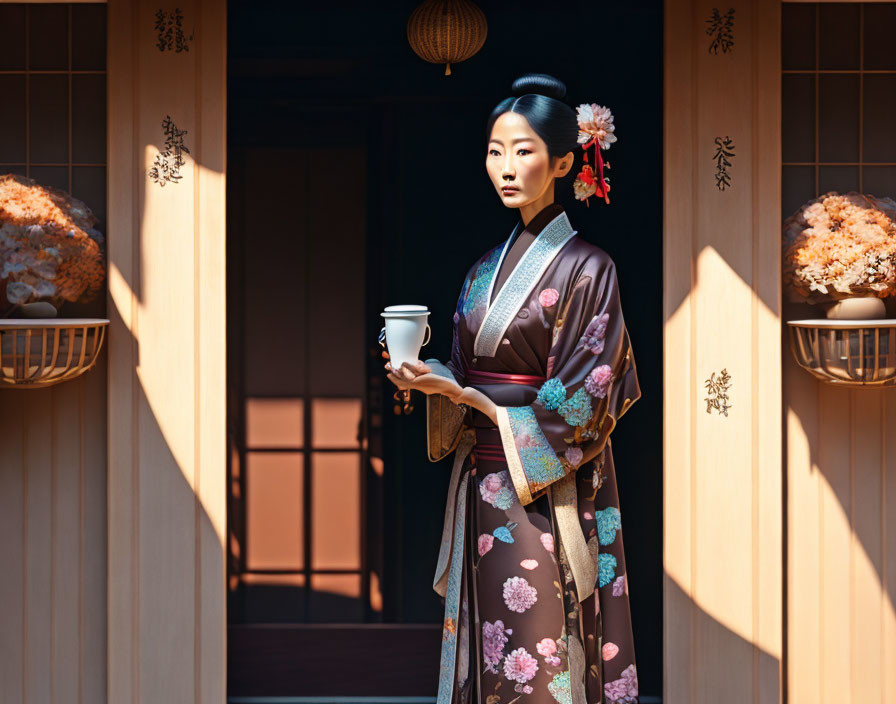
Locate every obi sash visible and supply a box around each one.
[433,369,595,704]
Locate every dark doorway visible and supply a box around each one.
[226,1,663,700]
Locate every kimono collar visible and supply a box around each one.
[474,207,577,358]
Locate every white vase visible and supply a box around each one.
[825,295,887,320]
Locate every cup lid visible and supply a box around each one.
[382,304,430,317]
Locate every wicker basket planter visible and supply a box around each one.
[787,319,896,386]
[0,318,109,388]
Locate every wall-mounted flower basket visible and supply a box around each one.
[787,319,896,386]
[0,319,109,389]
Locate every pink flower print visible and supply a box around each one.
[612,574,627,596]
[478,533,494,557]
[503,576,538,613]
[583,511,594,520]
[520,559,539,570]
[479,472,504,504]
[536,638,557,658]
[482,620,512,674]
[523,685,533,694]
[604,663,638,703]
[503,647,538,683]
[484,473,503,493]
[602,642,619,660]
[565,446,583,467]
[538,288,559,308]
[584,364,613,399]
[540,532,555,553]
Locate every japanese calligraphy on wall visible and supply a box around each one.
[149,115,190,187]
[704,368,732,416]
[713,136,735,191]
[706,8,735,55]
[155,8,193,52]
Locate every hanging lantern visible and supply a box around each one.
[407,0,487,76]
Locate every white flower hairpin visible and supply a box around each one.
[573,103,616,206]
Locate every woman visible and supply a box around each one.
[386,73,641,704]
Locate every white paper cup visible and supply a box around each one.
[380,305,431,370]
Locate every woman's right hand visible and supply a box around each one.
[385,358,463,400]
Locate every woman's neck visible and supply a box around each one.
[519,184,557,226]
[517,202,563,239]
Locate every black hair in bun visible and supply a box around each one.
[511,73,566,100]
[487,72,578,159]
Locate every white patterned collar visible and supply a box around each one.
[473,209,577,358]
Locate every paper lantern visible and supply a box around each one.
[407,0,487,76]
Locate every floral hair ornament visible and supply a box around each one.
[574,103,616,206]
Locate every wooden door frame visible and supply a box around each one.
[103,0,787,701]
[107,0,227,702]
[663,0,783,702]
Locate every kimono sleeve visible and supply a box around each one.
[423,272,471,462]
[495,257,641,505]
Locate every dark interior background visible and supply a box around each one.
[227,0,663,698]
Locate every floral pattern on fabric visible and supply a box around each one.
[604,663,638,703]
[603,642,620,660]
[612,573,628,596]
[598,552,617,588]
[507,406,566,490]
[582,312,609,354]
[479,470,518,510]
[493,521,517,543]
[478,533,495,556]
[557,387,594,427]
[482,619,512,674]
[503,647,539,684]
[585,364,614,399]
[462,248,501,316]
[538,287,560,308]
[536,377,567,410]
[565,446,583,467]
[548,670,572,704]
[596,506,622,545]
[536,637,562,667]
[503,576,538,613]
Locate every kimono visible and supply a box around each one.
[424,203,641,704]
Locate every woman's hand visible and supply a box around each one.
[382,353,497,423]
[384,357,464,400]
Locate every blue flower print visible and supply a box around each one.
[493,521,518,544]
[536,377,567,411]
[598,553,617,588]
[596,506,622,545]
[557,387,593,427]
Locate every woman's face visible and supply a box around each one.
[486,111,573,208]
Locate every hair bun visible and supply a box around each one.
[510,73,567,101]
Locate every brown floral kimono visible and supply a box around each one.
[425,203,641,704]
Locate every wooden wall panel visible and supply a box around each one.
[107,0,226,702]
[0,363,108,704]
[785,364,896,703]
[664,1,782,702]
